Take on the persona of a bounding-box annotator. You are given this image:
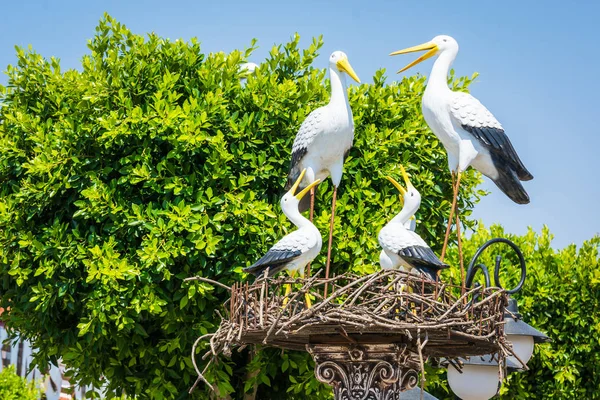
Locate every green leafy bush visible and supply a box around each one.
[0,365,43,400]
[0,14,483,399]
[427,225,600,399]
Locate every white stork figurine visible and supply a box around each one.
[379,198,415,271]
[243,169,321,307]
[378,166,449,280]
[390,35,533,260]
[285,51,360,289]
[239,62,259,87]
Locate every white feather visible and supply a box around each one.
[449,92,503,131]
[268,227,321,274]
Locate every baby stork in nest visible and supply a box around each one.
[243,169,322,308]
[378,166,449,281]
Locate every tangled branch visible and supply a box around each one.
[190,270,510,392]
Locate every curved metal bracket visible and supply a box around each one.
[465,238,526,294]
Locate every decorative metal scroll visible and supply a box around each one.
[308,344,419,400]
[465,238,526,294]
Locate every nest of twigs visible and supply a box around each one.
[188,269,514,392]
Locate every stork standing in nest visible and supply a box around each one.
[244,169,321,308]
[390,35,533,267]
[379,199,415,273]
[378,166,449,281]
[285,51,360,288]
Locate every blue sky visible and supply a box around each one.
[1,0,598,248]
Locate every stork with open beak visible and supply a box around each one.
[390,35,533,269]
[285,51,360,294]
[379,193,416,271]
[378,166,449,281]
[243,169,322,308]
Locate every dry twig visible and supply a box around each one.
[189,270,510,393]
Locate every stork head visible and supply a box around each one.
[329,51,361,84]
[240,62,258,74]
[431,35,459,52]
[281,169,321,211]
[386,165,421,216]
[389,35,459,73]
[239,62,259,79]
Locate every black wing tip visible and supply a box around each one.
[242,267,264,277]
[243,260,285,277]
[242,267,257,276]
[242,264,267,276]
[244,249,302,277]
[499,184,531,204]
[399,245,448,270]
[520,170,534,181]
[415,266,440,282]
[243,264,285,278]
[438,262,450,269]
[284,171,296,191]
[286,147,308,191]
[417,259,450,269]
[492,167,531,205]
[285,166,301,191]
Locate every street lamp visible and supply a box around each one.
[446,354,521,400]
[447,357,498,400]
[449,238,551,399]
[504,297,551,366]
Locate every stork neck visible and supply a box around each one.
[329,67,349,107]
[390,200,421,225]
[427,50,456,91]
[390,205,415,226]
[283,203,312,229]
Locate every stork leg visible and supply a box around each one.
[456,211,465,294]
[324,185,338,298]
[453,172,464,271]
[304,293,312,309]
[440,172,456,261]
[309,187,315,222]
[306,187,315,278]
[440,171,461,262]
[394,281,404,318]
[282,270,296,308]
[302,270,312,309]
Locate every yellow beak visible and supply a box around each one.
[389,41,439,73]
[295,179,321,200]
[289,168,307,196]
[337,57,361,84]
[386,176,406,196]
[399,165,414,190]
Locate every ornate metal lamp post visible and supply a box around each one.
[446,238,550,400]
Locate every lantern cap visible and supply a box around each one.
[504,298,551,343]
[442,354,521,372]
[460,354,520,371]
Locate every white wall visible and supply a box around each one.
[0,323,97,399]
